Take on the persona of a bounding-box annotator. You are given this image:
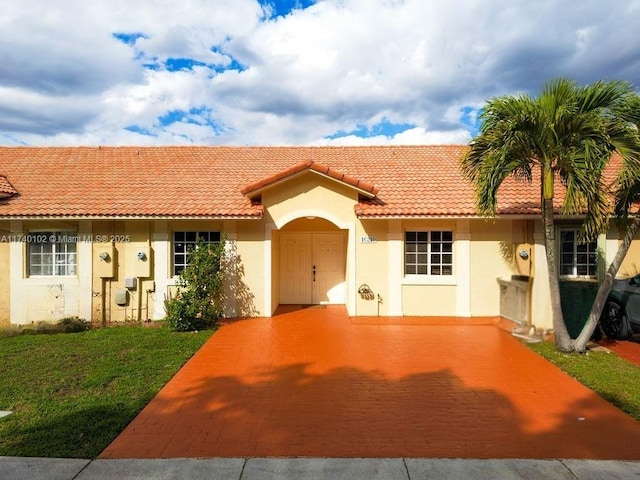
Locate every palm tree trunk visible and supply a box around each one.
[572,214,640,352]
[543,197,574,351]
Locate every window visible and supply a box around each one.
[405,231,453,275]
[173,231,221,276]
[559,229,597,277]
[28,231,77,276]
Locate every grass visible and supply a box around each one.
[528,341,640,421]
[0,325,213,458]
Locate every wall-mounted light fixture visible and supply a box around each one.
[137,251,147,261]
[99,251,110,261]
[518,249,529,260]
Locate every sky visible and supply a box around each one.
[1,0,640,147]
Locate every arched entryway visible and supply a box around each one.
[277,217,347,306]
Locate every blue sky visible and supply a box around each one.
[1,0,639,146]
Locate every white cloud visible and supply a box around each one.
[1,0,640,146]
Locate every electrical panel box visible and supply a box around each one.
[515,243,532,276]
[95,244,115,278]
[115,289,128,306]
[129,245,151,278]
[124,277,137,290]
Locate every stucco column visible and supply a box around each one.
[152,220,169,320]
[387,219,403,316]
[222,223,238,318]
[9,220,23,324]
[603,225,618,282]
[264,223,276,316]
[346,222,357,316]
[531,224,553,330]
[78,220,92,322]
[456,219,471,317]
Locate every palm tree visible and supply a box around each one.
[462,78,640,352]
[573,94,640,352]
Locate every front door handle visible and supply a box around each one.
[312,265,316,282]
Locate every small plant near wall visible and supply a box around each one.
[166,236,226,331]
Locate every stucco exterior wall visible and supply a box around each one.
[0,222,10,326]
[469,219,521,316]
[234,220,266,316]
[9,219,90,325]
[402,284,457,316]
[398,219,459,317]
[355,219,389,316]
[619,224,640,277]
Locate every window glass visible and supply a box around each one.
[404,231,453,276]
[28,232,77,277]
[173,231,221,276]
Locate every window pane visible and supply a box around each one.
[442,265,452,275]
[404,230,453,277]
[28,231,76,276]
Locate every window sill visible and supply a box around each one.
[559,277,598,283]
[402,275,457,286]
[24,276,78,284]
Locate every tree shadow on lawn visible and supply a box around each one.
[100,363,640,460]
[0,403,139,459]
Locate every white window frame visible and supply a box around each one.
[404,230,454,277]
[172,231,221,276]
[558,227,597,279]
[27,231,77,277]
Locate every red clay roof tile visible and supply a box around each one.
[0,175,18,198]
[0,145,621,219]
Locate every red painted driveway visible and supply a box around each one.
[101,306,640,459]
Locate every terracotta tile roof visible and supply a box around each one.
[0,175,18,198]
[0,145,620,219]
[241,160,379,197]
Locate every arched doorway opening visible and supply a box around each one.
[277,217,347,306]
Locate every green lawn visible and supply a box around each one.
[0,325,213,458]
[528,341,640,421]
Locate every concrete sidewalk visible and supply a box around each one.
[2,457,640,480]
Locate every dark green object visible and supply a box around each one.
[559,280,598,338]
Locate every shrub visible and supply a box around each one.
[166,236,226,332]
[59,316,91,333]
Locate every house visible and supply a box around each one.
[1,145,638,331]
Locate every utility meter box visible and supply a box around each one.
[515,243,532,276]
[114,289,128,306]
[95,244,115,278]
[124,277,137,290]
[129,245,151,278]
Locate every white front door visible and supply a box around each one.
[312,233,346,304]
[279,232,345,304]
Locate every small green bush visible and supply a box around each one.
[59,316,91,333]
[165,236,226,332]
